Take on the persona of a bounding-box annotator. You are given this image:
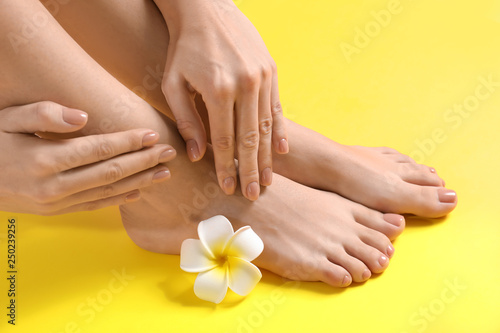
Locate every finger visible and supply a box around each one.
[258,71,273,187]
[162,76,207,162]
[270,66,289,154]
[236,87,260,201]
[55,190,143,215]
[52,129,162,172]
[60,165,171,209]
[57,144,176,195]
[0,101,88,133]
[206,98,238,196]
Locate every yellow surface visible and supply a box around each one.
[1,0,500,332]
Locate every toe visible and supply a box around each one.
[401,164,444,187]
[319,258,352,287]
[327,247,371,283]
[352,208,405,241]
[397,184,458,218]
[345,240,390,274]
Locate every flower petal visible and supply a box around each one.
[227,257,262,296]
[198,215,234,257]
[225,226,264,261]
[180,239,217,273]
[193,266,229,304]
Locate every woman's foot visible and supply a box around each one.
[273,120,458,218]
[120,151,405,287]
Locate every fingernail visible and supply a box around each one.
[383,214,404,227]
[379,255,388,267]
[341,275,351,287]
[187,140,200,161]
[246,182,260,201]
[62,108,88,125]
[438,188,457,203]
[152,169,170,183]
[159,148,176,163]
[387,244,395,258]
[362,269,371,281]
[142,132,159,146]
[278,138,289,154]
[125,191,141,203]
[261,167,272,186]
[223,177,235,195]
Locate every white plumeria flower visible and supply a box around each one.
[180,215,264,304]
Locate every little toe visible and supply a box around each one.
[401,165,444,187]
[319,259,352,287]
[345,241,389,274]
[327,249,371,283]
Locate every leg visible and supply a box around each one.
[0,0,403,286]
[45,0,457,218]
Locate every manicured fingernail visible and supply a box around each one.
[159,148,176,163]
[362,269,371,281]
[152,169,170,183]
[223,177,235,195]
[379,255,388,267]
[261,167,272,186]
[438,188,457,203]
[142,132,159,146]
[62,108,88,125]
[341,275,351,287]
[278,138,289,154]
[387,244,395,258]
[384,214,404,227]
[246,182,260,201]
[187,140,200,161]
[125,191,141,203]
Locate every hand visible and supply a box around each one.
[156,0,289,201]
[0,102,176,215]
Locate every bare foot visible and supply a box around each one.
[120,150,405,287]
[274,120,458,218]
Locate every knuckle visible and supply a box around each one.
[175,118,196,133]
[83,201,100,212]
[212,79,235,99]
[239,130,259,150]
[269,60,277,73]
[214,135,235,151]
[240,70,259,89]
[259,118,273,136]
[32,152,52,174]
[105,162,124,183]
[271,101,283,117]
[94,138,114,161]
[34,101,57,125]
[100,185,115,199]
[32,186,58,205]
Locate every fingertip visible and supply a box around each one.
[275,138,289,154]
[186,139,201,162]
[142,131,160,146]
[260,167,272,186]
[246,182,260,201]
[222,177,236,195]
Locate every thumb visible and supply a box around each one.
[0,101,88,134]
[163,78,207,162]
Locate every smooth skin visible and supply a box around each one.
[0,102,175,215]
[49,0,457,218]
[0,0,404,286]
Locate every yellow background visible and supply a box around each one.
[2,0,500,332]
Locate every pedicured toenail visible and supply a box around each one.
[362,269,371,281]
[341,275,351,287]
[379,255,388,267]
[387,244,395,258]
[384,214,404,227]
[438,188,457,203]
[429,167,436,173]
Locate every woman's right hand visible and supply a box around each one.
[0,102,176,215]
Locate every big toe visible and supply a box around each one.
[397,184,457,218]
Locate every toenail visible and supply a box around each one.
[362,269,371,281]
[384,214,404,227]
[387,244,395,258]
[438,188,457,203]
[341,275,351,287]
[378,255,389,267]
[429,167,436,173]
